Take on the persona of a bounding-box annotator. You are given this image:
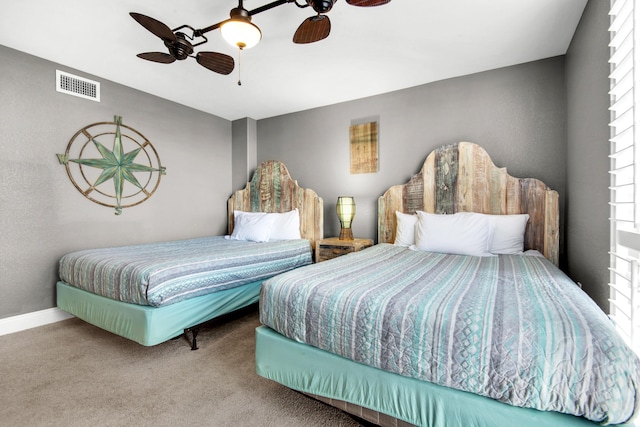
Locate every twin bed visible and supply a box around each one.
[56,142,639,426]
[56,160,322,349]
[255,142,640,426]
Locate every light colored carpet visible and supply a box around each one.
[0,307,365,426]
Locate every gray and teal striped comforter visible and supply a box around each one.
[59,236,312,307]
[259,243,640,424]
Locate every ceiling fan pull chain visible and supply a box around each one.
[237,48,243,86]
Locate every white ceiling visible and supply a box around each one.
[1,0,587,121]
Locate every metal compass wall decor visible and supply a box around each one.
[57,116,166,215]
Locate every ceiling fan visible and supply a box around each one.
[130,0,391,78]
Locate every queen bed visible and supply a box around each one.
[56,160,323,349]
[256,142,640,426]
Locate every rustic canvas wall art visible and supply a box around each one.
[349,121,378,174]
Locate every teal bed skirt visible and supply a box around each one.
[56,280,261,346]
[255,325,633,427]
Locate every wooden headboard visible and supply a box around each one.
[228,160,324,250]
[378,142,559,265]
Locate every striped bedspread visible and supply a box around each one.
[59,236,312,307]
[259,243,640,424]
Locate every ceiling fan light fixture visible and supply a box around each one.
[221,8,262,49]
[130,0,392,79]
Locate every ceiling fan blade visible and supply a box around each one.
[346,0,390,6]
[130,12,177,42]
[196,52,235,75]
[293,15,331,44]
[137,52,176,64]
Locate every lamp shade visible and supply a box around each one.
[337,196,356,240]
[221,17,262,49]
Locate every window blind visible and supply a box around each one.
[609,0,640,355]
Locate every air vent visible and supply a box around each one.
[56,70,100,102]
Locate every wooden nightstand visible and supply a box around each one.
[315,237,374,262]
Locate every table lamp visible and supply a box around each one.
[337,196,356,240]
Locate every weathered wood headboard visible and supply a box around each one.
[228,160,324,250]
[378,142,559,265]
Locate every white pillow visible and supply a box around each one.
[230,211,275,242]
[268,209,301,240]
[414,211,494,257]
[456,212,529,254]
[394,211,418,247]
[488,214,529,254]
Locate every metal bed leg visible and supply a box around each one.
[184,327,199,350]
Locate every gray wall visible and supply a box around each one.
[257,58,568,255]
[231,118,257,191]
[0,45,232,320]
[565,0,611,312]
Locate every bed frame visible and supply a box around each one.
[255,143,606,427]
[57,160,323,349]
[378,141,559,265]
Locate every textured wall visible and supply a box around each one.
[232,118,257,191]
[0,45,232,319]
[565,0,611,312]
[257,58,567,258]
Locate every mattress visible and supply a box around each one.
[259,244,640,425]
[59,236,312,307]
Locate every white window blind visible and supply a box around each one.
[609,0,640,355]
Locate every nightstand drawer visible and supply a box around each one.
[317,244,355,261]
[315,237,373,262]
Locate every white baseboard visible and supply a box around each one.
[0,308,74,337]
